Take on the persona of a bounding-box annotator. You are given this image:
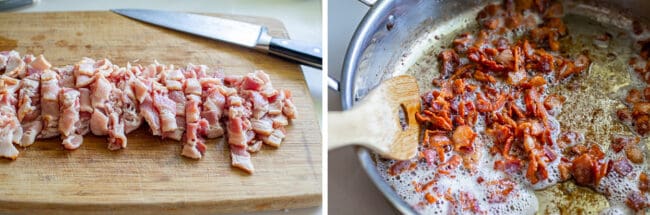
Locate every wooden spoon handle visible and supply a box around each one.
[327,87,396,153]
[328,107,383,150]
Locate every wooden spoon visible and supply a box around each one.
[328,75,421,160]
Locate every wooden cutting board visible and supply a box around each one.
[0,11,321,214]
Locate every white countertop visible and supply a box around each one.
[9,0,322,214]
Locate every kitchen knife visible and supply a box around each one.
[111,9,322,69]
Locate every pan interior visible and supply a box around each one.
[372,1,650,214]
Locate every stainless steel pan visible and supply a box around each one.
[333,0,650,213]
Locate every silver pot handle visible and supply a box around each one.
[328,76,340,91]
[358,0,377,6]
[328,0,375,92]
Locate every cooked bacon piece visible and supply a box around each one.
[625,144,644,164]
[485,179,516,203]
[558,162,571,181]
[570,153,599,186]
[627,89,642,104]
[640,173,650,193]
[39,70,61,138]
[452,125,476,154]
[473,70,496,83]
[612,158,633,176]
[611,135,639,153]
[626,191,647,212]
[438,49,459,78]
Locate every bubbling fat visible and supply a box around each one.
[375,81,558,214]
[376,137,542,214]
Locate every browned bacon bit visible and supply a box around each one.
[612,157,633,176]
[570,153,598,186]
[640,173,650,193]
[626,191,647,212]
[558,162,572,181]
[438,49,460,78]
[627,89,643,104]
[636,115,650,136]
[494,158,522,174]
[557,130,583,147]
[527,75,547,87]
[453,33,473,53]
[425,192,437,204]
[644,87,650,100]
[616,88,650,136]
[625,144,645,164]
[611,135,639,153]
[389,160,412,176]
[459,192,483,213]
[438,155,461,175]
[633,20,644,35]
[616,108,633,124]
[486,179,516,203]
[473,70,497,84]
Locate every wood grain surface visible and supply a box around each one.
[0,11,321,214]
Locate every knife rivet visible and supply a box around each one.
[282,40,289,45]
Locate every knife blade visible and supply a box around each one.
[111,9,322,69]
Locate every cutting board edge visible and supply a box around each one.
[0,193,321,214]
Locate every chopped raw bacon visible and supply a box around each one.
[0,51,297,175]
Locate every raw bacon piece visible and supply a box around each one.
[227,117,247,147]
[261,128,286,147]
[201,87,226,138]
[0,112,18,160]
[59,88,83,150]
[77,88,92,135]
[29,54,51,72]
[251,117,273,136]
[39,70,61,138]
[153,91,177,134]
[90,73,111,109]
[74,58,96,88]
[140,96,161,136]
[4,51,25,78]
[181,121,207,159]
[107,112,126,150]
[230,144,254,173]
[90,110,109,136]
[17,78,41,146]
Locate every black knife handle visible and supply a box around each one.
[269,38,322,69]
